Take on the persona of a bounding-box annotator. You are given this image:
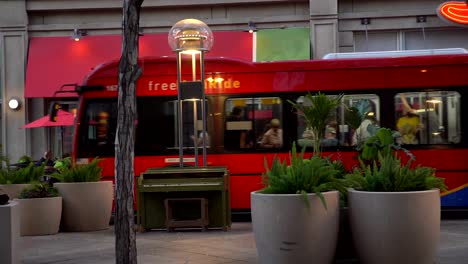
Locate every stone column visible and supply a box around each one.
[0,0,28,162]
[309,0,338,59]
[0,201,20,264]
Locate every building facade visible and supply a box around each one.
[1,0,467,161]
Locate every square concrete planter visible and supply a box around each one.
[0,200,20,264]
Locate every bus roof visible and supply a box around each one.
[321,48,468,59]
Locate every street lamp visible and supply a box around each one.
[168,18,213,167]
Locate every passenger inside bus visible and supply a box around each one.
[191,131,210,147]
[397,93,445,144]
[352,111,379,145]
[297,126,314,147]
[260,118,283,148]
[397,94,421,144]
[224,106,251,149]
[321,125,338,147]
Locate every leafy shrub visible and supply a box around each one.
[348,127,446,192]
[18,183,60,199]
[357,127,413,163]
[0,164,45,184]
[53,157,72,173]
[347,153,447,192]
[260,143,347,209]
[52,158,102,183]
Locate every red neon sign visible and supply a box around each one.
[437,1,468,26]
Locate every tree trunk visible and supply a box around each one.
[115,0,143,263]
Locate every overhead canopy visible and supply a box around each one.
[25,32,253,98]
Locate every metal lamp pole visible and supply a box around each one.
[168,19,213,168]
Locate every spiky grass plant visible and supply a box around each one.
[347,152,446,192]
[260,143,347,209]
[289,92,343,155]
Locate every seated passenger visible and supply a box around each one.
[191,131,211,147]
[261,118,283,148]
[224,106,250,149]
[321,126,338,147]
[298,126,314,147]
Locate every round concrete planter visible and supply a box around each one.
[348,189,440,264]
[0,184,33,199]
[54,181,113,232]
[251,190,339,264]
[17,196,62,236]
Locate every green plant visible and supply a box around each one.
[18,183,60,199]
[53,157,72,173]
[17,155,34,166]
[357,127,413,163]
[260,143,347,209]
[0,164,45,184]
[344,106,362,130]
[348,126,446,192]
[347,152,447,192]
[52,158,102,182]
[289,92,343,155]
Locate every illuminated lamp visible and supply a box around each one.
[437,1,468,26]
[168,19,213,167]
[71,29,88,41]
[247,21,257,33]
[8,97,21,111]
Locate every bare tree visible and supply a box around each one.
[115,0,144,263]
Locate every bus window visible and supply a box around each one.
[77,97,212,157]
[224,97,283,149]
[295,94,380,148]
[395,91,461,145]
[78,99,117,157]
[341,94,380,146]
[137,98,210,154]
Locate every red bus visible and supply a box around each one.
[72,51,468,216]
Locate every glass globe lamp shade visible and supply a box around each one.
[168,19,213,52]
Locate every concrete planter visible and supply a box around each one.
[348,189,440,264]
[17,196,62,236]
[0,184,33,199]
[54,181,113,232]
[0,201,20,264]
[251,191,339,264]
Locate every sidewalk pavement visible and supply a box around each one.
[19,220,468,264]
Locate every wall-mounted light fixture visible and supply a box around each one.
[361,18,371,52]
[8,97,21,111]
[361,18,371,25]
[247,21,257,33]
[71,29,87,41]
[416,16,427,23]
